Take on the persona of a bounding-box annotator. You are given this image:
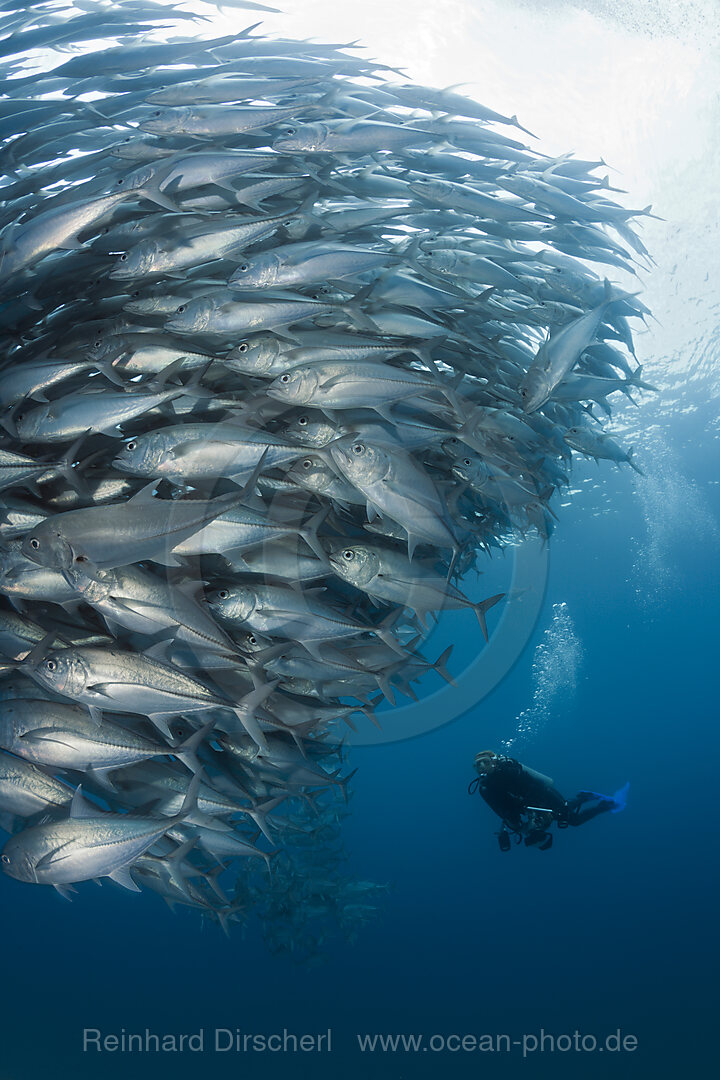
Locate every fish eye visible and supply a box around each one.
[237,343,248,353]
[343,549,354,560]
[248,635,257,645]
[176,305,186,314]
[463,458,471,466]
[298,415,307,425]
[237,264,249,272]
[126,441,136,451]
[218,589,229,600]
[29,538,40,550]
[1,855,9,865]
[153,110,162,117]
[75,555,88,564]
[45,660,57,672]
[280,374,290,383]
[302,458,312,469]
[352,442,364,455]
[119,253,128,261]
[283,127,296,136]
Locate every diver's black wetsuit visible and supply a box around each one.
[471,757,614,851]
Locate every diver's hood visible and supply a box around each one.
[474,750,499,772]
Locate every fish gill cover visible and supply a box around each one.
[0,0,652,954]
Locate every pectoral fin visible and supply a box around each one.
[36,839,75,870]
[111,596,165,620]
[86,683,119,699]
[20,729,80,749]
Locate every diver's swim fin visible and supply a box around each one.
[609,781,630,813]
[576,782,629,814]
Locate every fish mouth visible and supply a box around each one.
[521,392,547,414]
[271,138,299,153]
[265,385,288,400]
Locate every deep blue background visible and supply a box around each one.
[2,413,716,1080]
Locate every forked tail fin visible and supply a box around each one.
[474,592,505,642]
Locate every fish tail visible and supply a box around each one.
[375,672,396,706]
[177,359,216,401]
[332,766,357,805]
[375,624,407,657]
[200,860,230,905]
[135,163,185,213]
[246,796,285,844]
[473,592,505,642]
[627,447,644,476]
[95,355,127,387]
[231,680,277,750]
[221,446,270,507]
[178,769,204,820]
[511,114,537,138]
[58,430,92,497]
[432,644,456,686]
[174,717,215,775]
[300,504,330,561]
[628,365,658,393]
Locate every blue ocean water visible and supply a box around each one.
[2,2,718,1078]
[6,440,717,1080]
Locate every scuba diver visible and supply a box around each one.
[468,750,629,851]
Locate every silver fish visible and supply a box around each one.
[328,542,503,640]
[21,484,252,572]
[1,780,200,890]
[330,436,458,557]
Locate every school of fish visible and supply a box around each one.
[0,0,652,946]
